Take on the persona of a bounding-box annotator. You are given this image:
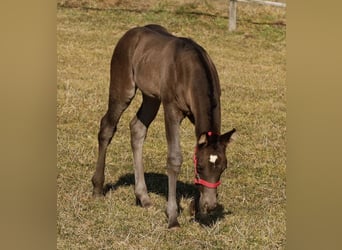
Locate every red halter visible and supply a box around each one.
[193,131,221,188]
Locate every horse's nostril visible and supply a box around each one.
[208,202,217,211]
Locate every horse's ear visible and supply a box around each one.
[198,133,207,146]
[219,128,236,146]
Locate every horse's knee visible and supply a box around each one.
[167,154,183,174]
[130,117,146,146]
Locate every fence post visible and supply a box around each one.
[229,0,237,31]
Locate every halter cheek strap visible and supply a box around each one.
[193,131,221,189]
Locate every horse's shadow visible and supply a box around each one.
[103,172,231,227]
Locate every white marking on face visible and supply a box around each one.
[209,154,218,164]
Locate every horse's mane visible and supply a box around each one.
[179,37,220,127]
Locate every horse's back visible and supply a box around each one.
[113,24,174,54]
[110,24,216,105]
[111,25,178,97]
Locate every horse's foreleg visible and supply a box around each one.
[164,106,184,228]
[130,95,160,207]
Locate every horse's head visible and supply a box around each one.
[193,128,236,215]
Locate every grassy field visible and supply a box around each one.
[57,0,286,248]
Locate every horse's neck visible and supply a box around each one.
[185,49,221,138]
[194,116,221,138]
[192,97,221,138]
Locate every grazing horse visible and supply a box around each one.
[92,24,236,228]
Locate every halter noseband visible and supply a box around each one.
[193,131,221,188]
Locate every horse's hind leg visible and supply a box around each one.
[130,94,161,207]
[92,75,136,197]
[92,100,132,197]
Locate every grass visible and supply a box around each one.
[57,0,286,248]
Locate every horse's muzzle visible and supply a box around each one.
[199,188,218,214]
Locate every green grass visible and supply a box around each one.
[57,0,286,248]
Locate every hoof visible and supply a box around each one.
[136,196,152,208]
[142,200,153,208]
[168,220,180,229]
[92,189,104,198]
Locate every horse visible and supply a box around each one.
[91,24,236,228]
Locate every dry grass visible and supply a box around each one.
[57,0,286,248]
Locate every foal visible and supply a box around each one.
[92,24,236,228]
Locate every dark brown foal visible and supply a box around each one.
[92,24,236,228]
